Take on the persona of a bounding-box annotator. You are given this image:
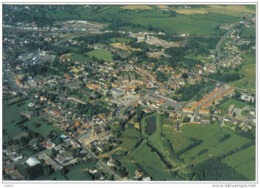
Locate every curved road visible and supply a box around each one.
[213,29,236,63]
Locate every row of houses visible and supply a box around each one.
[183,85,236,115]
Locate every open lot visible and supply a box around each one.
[111,43,141,51]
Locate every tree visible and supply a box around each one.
[182,73,188,79]
[43,165,54,175]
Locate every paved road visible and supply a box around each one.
[213,29,235,63]
[79,143,124,181]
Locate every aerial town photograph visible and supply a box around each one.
[2,3,257,184]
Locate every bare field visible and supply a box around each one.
[121,5,152,10]
[172,5,255,16]
[111,43,141,51]
[146,51,170,59]
[175,9,208,15]
[157,5,169,9]
[146,36,183,48]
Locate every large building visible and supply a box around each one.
[26,157,41,167]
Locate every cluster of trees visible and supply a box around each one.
[175,80,214,101]
[16,116,29,125]
[193,158,247,180]
[48,130,63,145]
[218,134,231,143]
[165,47,185,67]
[77,32,127,45]
[207,71,241,82]
[197,149,208,156]
[111,123,124,138]
[16,163,44,180]
[27,64,49,77]
[147,25,164,32]
[156,71,169,82]
[77,101,109,117]
[111,158,128,177]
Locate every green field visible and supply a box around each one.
[66,162,95,180]
[229,53,256,93]
[219,98,248,112]
[114,155,138,178]
[37,170,67,181]
[64,53,90,63]
[132,13,240,35]
[171,5,255,17]
[3,99,58,139]
[240,27,256,39]
[37,162,96,180]
[109,38,130,43]
[162,124,254,180]
[45,5,244,36]
[23,117,57,137]
[87,49,114,62]
[241,109,250,116]
[119,126,141,151]
[3,102,29,139]
[132,143,178,180]
[222,146,255,180]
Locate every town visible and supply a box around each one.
[2,4,256,181]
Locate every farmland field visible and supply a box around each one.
[132,13,240,35]
[121,5,152,10]
[222,146,255,180]
[87,49,114,62]
[171,5,255,16]
[132,143,179,180]
[44,5,247,36]
[119,126,141,151]
[162,124,253,168]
